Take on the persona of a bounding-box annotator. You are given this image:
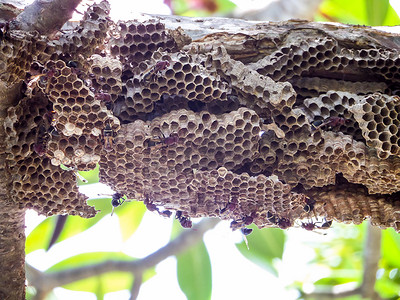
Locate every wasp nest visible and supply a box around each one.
[2,2,400,231]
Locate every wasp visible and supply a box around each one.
[266,213,292,229]
[159,210,172,218]
[311,116,347,132]
[33,125,50,156]
[111,193,125,216]
[145,132,179,151]
[219,202,237,214]
[320,220,332,229]
[299,218,332,233]
[33,109,59,156]
[241,227,253,249]
[303,197,316,213]
[142,60,170,85]
[301,221,318,231]
[266,211,277,224]
[25,67,56,96]
[43,110,59,136]
[144,195,158,212]
[95,91,112,110]
[0,22,10,45]
[144,195,172,218]
[241,228,253,235]
[176,210,192,228]
[276,217,292,229]
[25,74,47,96]
[230,220,253,249]
[102,123,114,151]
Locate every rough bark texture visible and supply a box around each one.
[12,0,82,35]
[0,128,25,299]
[0,197,25,300]
[0,1,83,298]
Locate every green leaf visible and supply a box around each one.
[382,5,400,26]
[216,0,236,14]
[27,197,137,254]
[236,225,285,276]
[115,200,146,241]
[43,197,114,248]
[366,0,389,25]
[375,274,400,298]
[46,252,156,295]
[77,164,100,185]
[59,164,99,186]
[66,271,133,296]
[381,228,400,268]
[176,240,212,300]
[318,0,400,25]
[171,215,184,240]
[172,0,235,16]
[26,217,55,254]
[313,269,361,285]
[319,0,368,24]
[46,252,131,272]
[26,286,36,300]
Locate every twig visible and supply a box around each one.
[361,221,381,299]
[129,272,143,300]
[304,287,361,299]
[11,0,82,35]
[303,221,383,300]
[26,218,220,294]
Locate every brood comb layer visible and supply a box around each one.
[305,184,400,231]
[114,50,230,121]
[349,93,400,159]
[3,5,400,231]
[43,59,120,170]
[4,97,96,217]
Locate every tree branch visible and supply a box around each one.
[0,183,26,299]
[304,287,361,299]
[129,272,143,300]
[27,218,220,294]
[304,221,383,299]
[0,2,23,22]
[361,221,381,299]
[12,0,82,35]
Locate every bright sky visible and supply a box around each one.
[24,0,400,299]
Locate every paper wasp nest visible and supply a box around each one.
[2,1,400,231]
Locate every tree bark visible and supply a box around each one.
[0,160,26,299]
[0,0,83,297]
[12,0,82,35]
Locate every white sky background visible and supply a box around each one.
[25,0,400,299]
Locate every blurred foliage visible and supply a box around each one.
[378,228,400,298]
[26,197,146,254]
[174,221,212,300]
[309,223,365,294]
[292,223,400,299]
[165,0,235,16]
[318,0,400,25]
[46,252,155,298]
[236,225,286,276]
[76,164,100,185]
